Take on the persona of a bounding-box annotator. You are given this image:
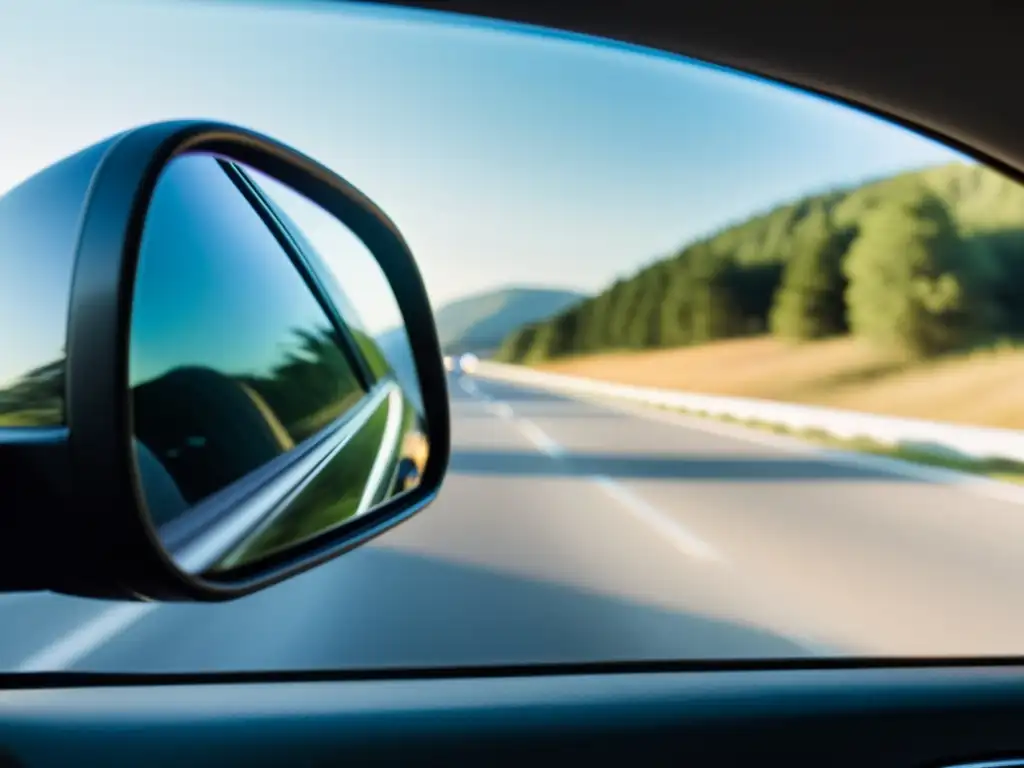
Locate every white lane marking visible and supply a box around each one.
[591,475,724,563]
[508,416,723,563]
[459,373,516,419]
[571,394,1024,506]
[516,419,564,458]
[488,402,515,420]
[459,376,487,399]
[17,603,157,672]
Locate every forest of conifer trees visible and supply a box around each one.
[496,162,1024,364]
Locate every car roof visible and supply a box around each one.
[380,4,1022,180]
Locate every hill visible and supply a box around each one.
[367,286,584,411]
[432,286,586,355]
[495,161,1024,364]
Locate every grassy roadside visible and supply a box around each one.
[518,334,1024,485]
[653,404,1024,485]
[534,335,1024,431]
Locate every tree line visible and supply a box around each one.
[238,325,369,442]
[496,161,1024,363]
[0,358,64,427]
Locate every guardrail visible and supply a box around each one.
[472,360,1024,463]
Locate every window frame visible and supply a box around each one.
[217,159,382,393]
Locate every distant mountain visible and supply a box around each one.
[369,286,585,405]
[431,286,587,356]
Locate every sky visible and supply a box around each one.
[0,0,966,341]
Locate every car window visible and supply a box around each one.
[9,0,1024,675]
[129,153,368,509]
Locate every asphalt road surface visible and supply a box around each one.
[5,372,1024,673]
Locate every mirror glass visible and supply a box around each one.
[128,152,428,575]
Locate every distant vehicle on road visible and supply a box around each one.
[444,353,478,375]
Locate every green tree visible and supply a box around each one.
[844,190,984,357]
[494,161,1024,366]
[548,310,581,357]
[624,266,667,348]
[769,204,852,340]
[605,278,642,349]
[731,262,785,336]
[495,324,539,363]
[586,281,627,351]
[658,254,695,346]
[688,245,739,342]
[522,323,558,363]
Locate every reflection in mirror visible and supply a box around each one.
[128,152,429,575]
[0,140,112,428]
[0,358,64,427]
[246,166,423,416]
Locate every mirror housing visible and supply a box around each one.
[0,120,450,602]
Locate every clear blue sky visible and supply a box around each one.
[1,0,964,348]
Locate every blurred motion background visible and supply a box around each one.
[3,0,1024,674]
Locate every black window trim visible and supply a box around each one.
[217,158,381,393]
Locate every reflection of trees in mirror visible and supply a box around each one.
[133,323,365,509]
[349,328,390,380]
[235,324,365,445]
[0,358,64,427]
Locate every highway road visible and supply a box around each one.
[5,372,1024,673]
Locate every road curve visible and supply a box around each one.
[4,372,1024,672]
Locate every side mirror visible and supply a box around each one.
[0,121,450,601]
